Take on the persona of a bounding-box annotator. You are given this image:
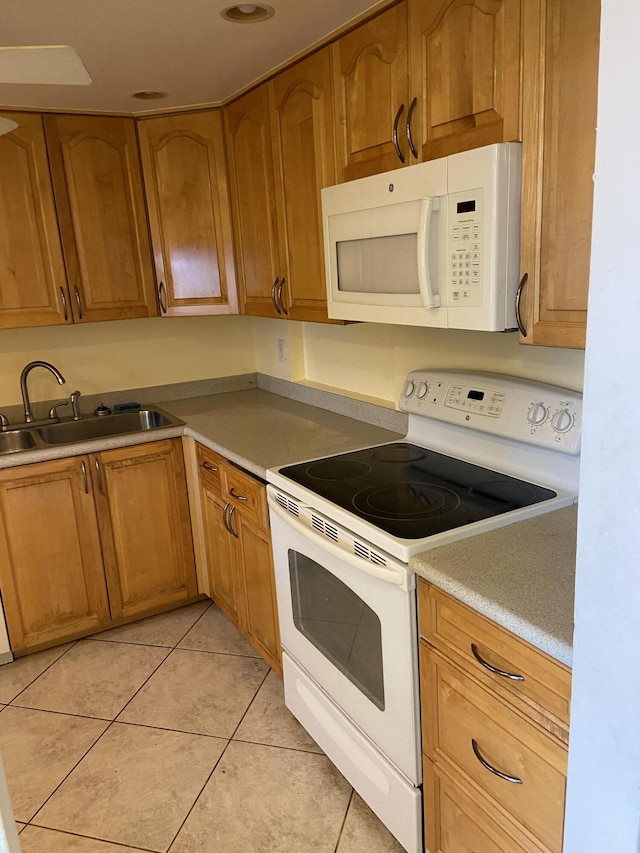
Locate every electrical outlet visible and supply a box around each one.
[277,338,288,363]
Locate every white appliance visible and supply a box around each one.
[267,370,582,853]
[322,142,522,330]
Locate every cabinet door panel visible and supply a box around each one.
[138,111,238,316]
[0,112,69,329]
[332,2,409,180]
[44,114,157,322]
[95,439,197,619]
[270,49,337,322]
[200,480,239,623]
[0,457,109,651]
[409,0,521,161]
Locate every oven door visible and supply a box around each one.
[267,487,420,785]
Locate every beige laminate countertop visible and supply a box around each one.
[410,505,578,667]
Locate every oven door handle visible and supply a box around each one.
[268,494,410,589]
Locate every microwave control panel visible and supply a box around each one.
[449,188,484,308]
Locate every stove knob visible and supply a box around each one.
[527,402,549,426]
[416,381,429,399]
[551,408,574,434]
[402,380,416,398]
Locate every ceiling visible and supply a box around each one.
[0,0,382,114]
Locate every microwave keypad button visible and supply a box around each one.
[461,224,471,232]
[461,233,471,240]
[472,252,480,261]
[472,242,480,251]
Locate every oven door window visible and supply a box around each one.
[288,550,384,710]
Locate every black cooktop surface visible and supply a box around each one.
[280,442,556,539]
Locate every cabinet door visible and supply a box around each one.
[0,456,109,651]
[408,0,521,162]
[224,85,282,318]
[137,110,238,317]
[518,0,599,349]
[0,112,70,329]
[44,114,158,323]
[94,439,197,619]
[332,3,409,181]
[200,478,240,623]
[270,49,337,323]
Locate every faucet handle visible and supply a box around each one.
[70,390,82,421]
[48,400,70,421]
[0,413,9,432]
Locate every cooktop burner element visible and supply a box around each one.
[280,442,557,539]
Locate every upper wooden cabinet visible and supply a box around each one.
[44,114,158,322]
[0,113,69,329]
[137,111,238,317]
[518,0,599,349]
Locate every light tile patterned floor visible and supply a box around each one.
[0,602,406,852]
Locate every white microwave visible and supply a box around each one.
[321,142,522,331]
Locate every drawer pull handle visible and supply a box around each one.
[471,643,525,682]
[229,487,248,501]
[201,461,218,473]
[471,739,523,785]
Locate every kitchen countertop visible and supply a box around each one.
[410,504,578,667]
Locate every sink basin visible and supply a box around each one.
[0,429,37,454]
[35,409,181,446]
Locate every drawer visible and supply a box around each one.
[196,443,224,491]
[421,647,567,852]
[418,580,571,730]
[423,756,548,853]
[221,463,268,529]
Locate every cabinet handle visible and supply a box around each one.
[158,280,168,314]
[515,273,528,337]
[228,504,239,538]
[60,287,68,322]
[201,461,218,473]
[80,460,89,494]
[229,487,248,501]
[406,96,418,159]
[471,739,523,785]
[277,278,288,316]
[222,500,232,534]
[94,458,103,493]
[471,643,525,682]
[74,286,83,320]
[392,103,406,164]
[271,277,282,315]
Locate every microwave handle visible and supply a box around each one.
[417,197,441,308]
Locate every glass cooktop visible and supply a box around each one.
[279,442,556,540]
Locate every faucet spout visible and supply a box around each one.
[20,361,66,424]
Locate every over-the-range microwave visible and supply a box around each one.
[321,142,522,331]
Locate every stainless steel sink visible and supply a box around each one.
[0,429,38,454]
[35,409,181,446]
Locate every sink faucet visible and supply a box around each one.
[20,361,66,423]
[70,390,82,421]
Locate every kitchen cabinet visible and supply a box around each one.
[44,114,158,323]
[196,443,281,673]
[0,112,69,329]
[418,580,571,852]
[137,110,238,317]
[0,439,197,653]
[517,0,599,349]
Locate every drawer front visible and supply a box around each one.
[418,580,571,727]
[423,756,548,853]
[221,463,267,529]
[196,443,224,491]
[422,647,567,852]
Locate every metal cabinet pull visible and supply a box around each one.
[271,278,282,314]
[406,96,418,159]
[392,103,406,164]
[222,501,232,534]
[158,280,168,314]
[80,460,89,494]
[228,504,239,538]
[74,286,83,320]
[229,487,248,501]
[94,458,103,493]
[60,287,68,322]
[277,278,288,316]
[201,461,218,473]
[471,643,525,682]
[515,273,528,337]
[471,739,523,785]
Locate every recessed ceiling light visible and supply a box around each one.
[131,90,169,100]
[220,4,275,23]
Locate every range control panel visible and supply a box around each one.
[399,369,583,454]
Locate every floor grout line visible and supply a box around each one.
[5,640,79,706]
[24,822,159,851]
[334,788,355,853]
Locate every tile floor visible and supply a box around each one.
[0,601,406,852]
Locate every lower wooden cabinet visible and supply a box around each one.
[0,439,197,653]
[197,443,281,673]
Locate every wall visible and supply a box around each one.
[0,315,256,408]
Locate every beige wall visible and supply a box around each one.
[0,315,256,407]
